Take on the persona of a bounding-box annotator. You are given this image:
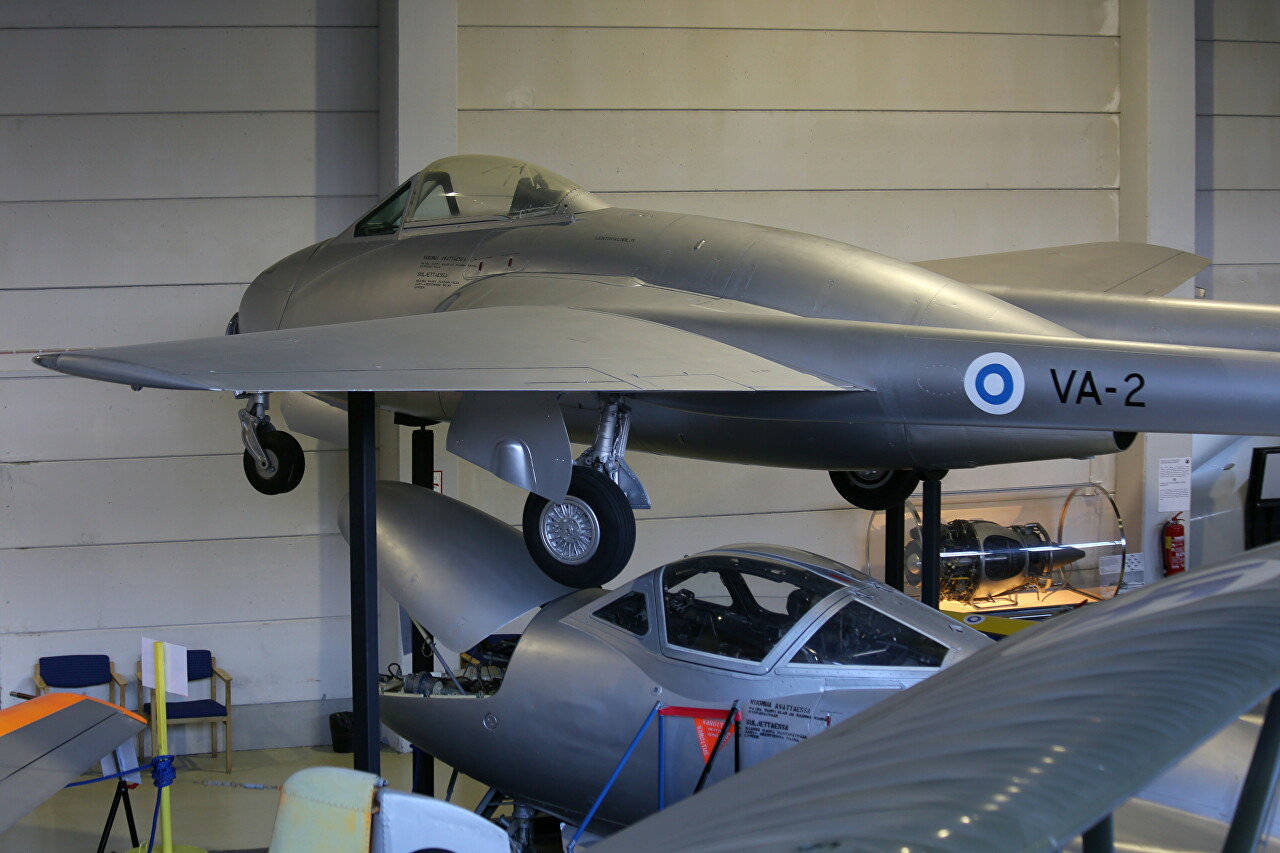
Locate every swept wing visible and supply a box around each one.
[35,305,849,394]
[34,289,1280,439]
[915,241,1210,296]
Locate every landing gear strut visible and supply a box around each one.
[522,396,645,588]
[239,392,305,495]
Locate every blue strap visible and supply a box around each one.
[65,755,176,853]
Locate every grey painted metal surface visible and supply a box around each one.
[338,482,575,652]
[374,482,991,831]
[34,155,1274,475]
[31,154,1280,579]
[0,695,144,833]
[595,544,1280,853]
[916,241,1207,296]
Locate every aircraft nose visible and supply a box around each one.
[238,241,325,332]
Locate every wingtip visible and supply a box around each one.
[30,350,210,390]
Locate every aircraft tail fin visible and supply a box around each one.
[915,241,1209,296]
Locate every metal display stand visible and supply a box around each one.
[347,391,380,775]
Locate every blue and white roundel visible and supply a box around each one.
[964,352,1024,415]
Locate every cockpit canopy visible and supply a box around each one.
[590,546,966,672]
[354,155,607,237]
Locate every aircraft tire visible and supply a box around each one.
[903,541,924,591]
[243,429,306,495]
[522,466,636,588]
[828,469,920,510]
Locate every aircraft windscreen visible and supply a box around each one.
[790,599,947,668]
[661,555,841,662]
[354,179,411,237]
[404,155,582,226]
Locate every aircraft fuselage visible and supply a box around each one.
[242,204,1130,472]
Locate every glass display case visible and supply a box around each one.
[862,483,1125,614]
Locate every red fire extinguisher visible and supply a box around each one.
[1162,512,1186,575]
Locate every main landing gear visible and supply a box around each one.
[828,469,921,510]
[239,392,305,495]
[522,396,647,589]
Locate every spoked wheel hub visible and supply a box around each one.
[537,496,601,565]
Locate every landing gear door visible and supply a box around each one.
[447,392,573,501]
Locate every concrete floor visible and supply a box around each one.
[0,746,489,853]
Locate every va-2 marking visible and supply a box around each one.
[1050,368,1146,407]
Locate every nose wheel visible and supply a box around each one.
[242,427,305,495]
[239,393,305,495]
[522,466,635,588]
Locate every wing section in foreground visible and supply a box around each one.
[34,306,849,394]
[916,241,1209,296]
[597,546,1280,853]
[0,694,147,833]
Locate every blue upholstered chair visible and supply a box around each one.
[138,649,233,772]
[34,654,127,707]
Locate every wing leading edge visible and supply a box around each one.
[34,306,851,394]
[915,241,1210,296]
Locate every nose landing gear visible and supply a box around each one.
[239,392,305,495]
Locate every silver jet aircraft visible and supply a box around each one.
[362,482,1279,851]
[36,155,1280,586]
[360,481,991,834]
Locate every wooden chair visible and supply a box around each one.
[138,649,233,772]
[34,654,127,707]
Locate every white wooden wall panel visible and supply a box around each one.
[1195,23,1280,305]
[0,113,377,202]
[1198,0,1280,41]
[1,285,242,350]
[0,380,337,463]
[1,451,347,549]
[0,28,376,115]
[460,0,1119,35]
[460,111,1119,191]
[1202,192,1280,265]
[1206,265,1280,304]
[0,197,374,289]
[1200,116,1280,189]
[0,2,377,27]
[0,535,349,634]
[594,190,1118,260]
[460,29,1119,112]
[4,618,352,706]
[0,6,374,742]
[457,6,1125,594]
[1198,41,1280,117]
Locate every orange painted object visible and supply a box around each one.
[0,693,146,737]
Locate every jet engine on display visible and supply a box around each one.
[36,154,1280,587]
[904,519,1089,607]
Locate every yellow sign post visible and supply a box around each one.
[128,640,208,853]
